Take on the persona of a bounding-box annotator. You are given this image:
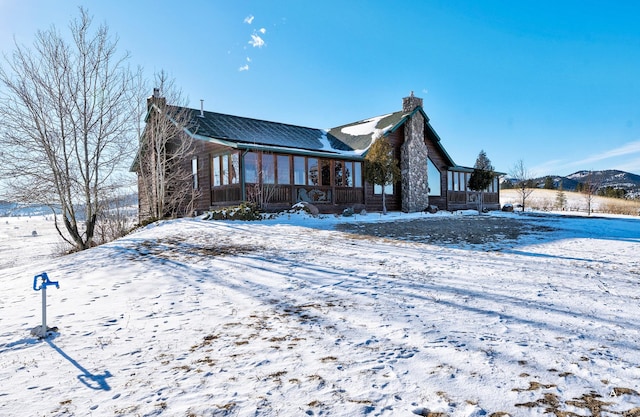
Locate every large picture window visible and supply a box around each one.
[427,158,441,196]
[192,158,198,189]
[212,155,221,186]
[308,158,319,185]
[222,155,229,185]
[231,153,239,184]
[354,162,362,187]
[262,153,275,184]
[320,159,331,186]
[277,155,290,184]
[294,156,306,185]
[374,183,393,195]
[244,152,258,183]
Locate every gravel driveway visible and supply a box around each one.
[335,214,556,247]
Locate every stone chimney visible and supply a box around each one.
[400,92,429,212]
[402,91,423,113]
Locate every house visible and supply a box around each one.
[134,91,501,219]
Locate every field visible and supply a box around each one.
[501,188,640,215]
[1,210,639,416]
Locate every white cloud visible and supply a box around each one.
[244,15,254,24]
[259,28,266,34]
[249,33,265,48]
[535,141,640,175]
[614,156,640,174]
[239,64,249,72]
[570,140,640,166]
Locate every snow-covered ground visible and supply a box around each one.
[0,215,66,270]
[1,210,640,416]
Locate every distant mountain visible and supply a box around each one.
[0,201,60,217]
[0,193,137,217]
[502,170,640,199]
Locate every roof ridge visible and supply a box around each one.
[170,105,324,131]
[329,110,402,130]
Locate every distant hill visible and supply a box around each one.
[502,169,640,199]
[0,193,137,217]
[0,201,60,217]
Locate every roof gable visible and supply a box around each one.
[326,111,404,154]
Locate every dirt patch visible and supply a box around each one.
[336,215,555,247]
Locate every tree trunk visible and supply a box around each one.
[382,190,387,215]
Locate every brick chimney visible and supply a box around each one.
[147,87,166,110]
[400,92,429,212]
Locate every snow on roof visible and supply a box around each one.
[339,114,393,137]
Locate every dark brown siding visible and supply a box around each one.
[191,141,214,214]
[137,174,151,222]
[424,129,450,210]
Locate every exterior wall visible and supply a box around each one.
[137,174,151,222]
[400,95,430,212]
[424,130,450,210]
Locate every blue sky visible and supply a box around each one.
[1,0,639,176]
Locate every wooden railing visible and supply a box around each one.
[336,187,364,204]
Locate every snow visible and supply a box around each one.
[1,210,640,416]
[317,131,335,152]
[340,114,394,139]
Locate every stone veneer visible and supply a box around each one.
[400,93,429,212]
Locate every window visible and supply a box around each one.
[427,158,441,196]
[320,159,331,186]
[448,171,453,191]
[374,183,393,195]
[230,153,239,184]
[453,171,459,191]
[212,156,221,186]
[308,158,319,185]
[192,158,198,189]
[335,161,353,187]
[344,162,353,187]
[277,155,290,184]
[354,162,362,187]
[244,152,258,183]
[334,161,343,186]
[294,156,306,185]
[222,155,229,185]
[262,153,275,184]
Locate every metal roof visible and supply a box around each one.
[178,107,355,155]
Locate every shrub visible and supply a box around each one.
[204,202,262,221]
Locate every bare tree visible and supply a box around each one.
[134,72,199,221]
[245,155,278,211]
[0,8,140,250]
[581,171,601,216]
[510,160,535,212]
